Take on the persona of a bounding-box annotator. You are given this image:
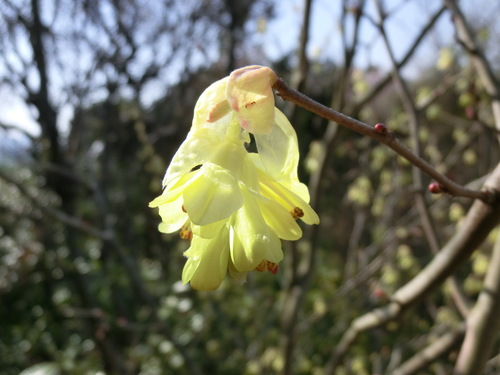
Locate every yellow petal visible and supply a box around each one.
[182,231,229,291]
[157,198,188,233]
[192,77,230,132]
[228,260,247,283]
[162,128,222,187]
[257,169,319,225]
[149,172,195,232]
[258,195,302,240]
[182,163,243,225]
[208,135,247,174]
[149,176,186,206]
[229,190,283,272]
[226,66,277,135]
[191,219,227,239]
[254,109,301,180]
[148,180,183,207]
[234,153,260,191]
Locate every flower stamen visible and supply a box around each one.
[179,224,193,240]
[290,207,304,220]
[245,101,256,109]
[254,260,279,274]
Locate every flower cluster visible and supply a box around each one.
[149,66,319,291]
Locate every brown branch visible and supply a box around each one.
[324,163,500,373]
[28,0,61,166]
[281,3,367,375]
[373,0,470,319]
[333,0,365,112]
[0,167,113,240]
[443,0,500,142]
[373,0,438,248]
[280,2,317,374]
[453,232,500,374]
[352,5,446,114]
[0,122,37,142]
[288,0,313,95]
[272,78,491,202]
[392,324,466,375]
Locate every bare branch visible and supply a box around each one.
[373,0,438,246]
[443,0,500,143]
[392,324,465,375]
[0,122,37,142]
[352,5,446,114]
[279,2,318,374]
[453,232,500,374]
[373,0,471,318]
[288,0,312,94]
[0,167,112,240]
[281,3,367,375]
[324,163,500,373]
[273,77,492,202]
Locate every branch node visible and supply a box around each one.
[481,187,499,205]
[374,123,388,135]
[429,182,444,194]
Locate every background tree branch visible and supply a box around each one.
[325,163,500,372]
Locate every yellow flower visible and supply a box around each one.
[149,66,319,291]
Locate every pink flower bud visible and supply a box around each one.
[226,65,277,134]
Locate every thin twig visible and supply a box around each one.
[0,167,113,240]
[373,0,438,248]
[0,122,37,142]
[352,5,446,114]
[280,2,315,374]
[272,78,491,202]
[443,0,500,143]
[373,0,471,319]
[281,4,367,373]
[392,324,465,375]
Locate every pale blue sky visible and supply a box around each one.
[1,0,499,139]
[263,0,450,75]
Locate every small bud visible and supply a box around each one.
[428,182,443,194]
[372,287,387,300]
[374,123,387,134]
[465,106,476,120]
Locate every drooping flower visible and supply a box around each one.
[149,66,319,291]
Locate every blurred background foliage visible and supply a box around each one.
[1,0,500,374]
